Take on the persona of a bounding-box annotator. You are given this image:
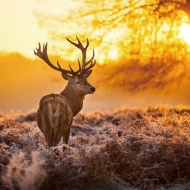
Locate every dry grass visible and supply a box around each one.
[1,106,190,189]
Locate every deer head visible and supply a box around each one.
[34,36,96,95]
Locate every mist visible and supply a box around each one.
[1,52,190,113]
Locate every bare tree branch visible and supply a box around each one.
[35,0,189,91]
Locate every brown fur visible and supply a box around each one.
[36,76,95,148]
[35,37,95,148]
[37,94,73,147]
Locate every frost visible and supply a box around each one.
[0,106,190,189]
[2,151,46,190]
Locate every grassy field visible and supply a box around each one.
[0,106,190,190]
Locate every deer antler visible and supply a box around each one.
[66,36,96,75]
[34,37,95,77]
[34,43,81,76]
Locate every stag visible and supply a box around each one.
[34,37,96,148]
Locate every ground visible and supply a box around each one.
[0,106,190,190]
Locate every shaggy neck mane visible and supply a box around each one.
[60,84,84,116]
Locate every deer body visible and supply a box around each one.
[34,37,96,148]
[37,94,73,147]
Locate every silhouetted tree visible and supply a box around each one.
[35,0,189,91]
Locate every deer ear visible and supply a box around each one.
[83,70,92,78]
[62,73,71,80]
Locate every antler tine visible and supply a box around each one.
[66,37,81,48]
[85,38,89,49]
[67,36,89,49]
[66,36,95,74]
[81,59,96,74]
[84,49,95,66]
[34,42,60,71]
[34,42,77,75]
[34,38,96,78]
[69,64,74,73]
[34,43,41,57]
[77,59,82,70]
[56,61,63,70]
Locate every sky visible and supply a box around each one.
[0,0,190,113]
[0,0,189,59]
[0,0,47,58]
[0,0,113,113]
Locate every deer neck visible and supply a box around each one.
[60,85,84,116]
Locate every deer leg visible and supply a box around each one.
[63,127,70,144]
[62,127,70,151]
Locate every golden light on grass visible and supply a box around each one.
[179,23,190,45]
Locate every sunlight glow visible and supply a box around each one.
[108,48,119,60]
[179,23,190,45]
[0,0,47,58]
[1,0,190,62]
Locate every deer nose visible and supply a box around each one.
[91,87,96,92]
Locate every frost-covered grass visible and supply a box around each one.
[1,106,190,190]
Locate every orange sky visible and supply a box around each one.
[0,0,190,59]
[0,0,48,58]
[1,0,190,113]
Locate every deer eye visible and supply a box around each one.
[76,81,80,84]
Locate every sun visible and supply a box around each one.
[178,23,190,45]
